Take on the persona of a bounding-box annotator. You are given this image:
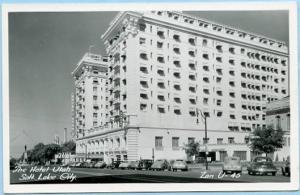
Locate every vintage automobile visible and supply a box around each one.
[150,159,171,171]
[68,162,77,167]
[137,159,154,170]
[74,162,83,167]
[107,160,123,169]
[222,156,242,174]
[281,160,290,176]
[94,161,106,168]
[170,159,188,171]
[86,161,97,168]
[247,156,277,176]
[128,160,140,170]
[118,161,132,169]
[81,161,90,168]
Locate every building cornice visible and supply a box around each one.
[101,11,142,42]
[76,125,251,141]
[101,11,288,56]
[71,53,108,76]
[142,13,288,56]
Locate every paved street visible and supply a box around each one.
[10,165,290,184]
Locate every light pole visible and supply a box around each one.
[197,108,208,170]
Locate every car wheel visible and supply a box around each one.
[248,171,252,175]
[272,172,276,176]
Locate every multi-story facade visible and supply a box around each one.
[72,53,109,161]
[74,11,289,163]
[265,96,290,161]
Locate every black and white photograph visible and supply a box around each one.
[3,2,299,193]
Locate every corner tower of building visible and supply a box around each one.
[72,53,108,139]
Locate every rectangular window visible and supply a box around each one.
[233,151,247,161]
[244,137,250,144]
[203,137,209,144]
[188,137,195,144]
[155,136,163,150]
[139,37,146,45]
[287,114,290,130]
[228,137,235,144]
[217,138,223,144]
[172,137,179,149]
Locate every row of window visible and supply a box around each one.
[155,136,245,149]
[241,61,287,76]
[140,103,263,120]
[139,51,287,79]
[151,11,286,50]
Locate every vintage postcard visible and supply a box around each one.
[2,2,299,193]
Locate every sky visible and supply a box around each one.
[9,10,288,158]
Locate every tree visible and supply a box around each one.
[250,125,284,157]
[10,157,17,165]
[44,144,61,162]
[184,141,200,161]
[30,143,46,163]
[61,140,76,154]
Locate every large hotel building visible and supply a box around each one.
[72,11,289,163]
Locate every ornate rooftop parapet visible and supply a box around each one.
[102,11,288,54]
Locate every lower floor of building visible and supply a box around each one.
[75,126,290,163]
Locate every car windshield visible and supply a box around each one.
[225,157,240,164]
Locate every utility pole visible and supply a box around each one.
[197,108,208,170]
[203,114,208,171]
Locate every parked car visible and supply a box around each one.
[75,162,83,167]
[107,161,123,169]
[170,159,188,171]
[150,159,170,171]
[94,161,106,168]
[222,156,242,174]
[68,162,77,167]
[86,161,97,168]
[81,162,89,168]
[61,162,69,167]
[119,161,132,169]
[128,160,140,170]
[281,160,290,176]
[247,156,277,176]
[137,159,153,170]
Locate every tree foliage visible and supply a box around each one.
[250,125,284,156]
[184,141,200,157]
[61,140,76,154]
[21,142,66,164]
[44,144,61,161]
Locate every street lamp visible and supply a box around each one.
[196,108,208,170]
